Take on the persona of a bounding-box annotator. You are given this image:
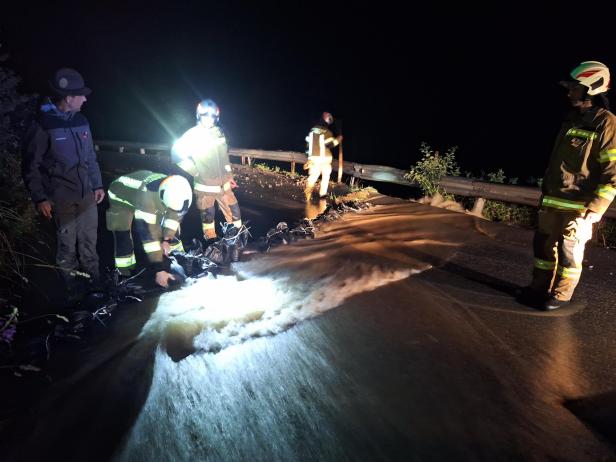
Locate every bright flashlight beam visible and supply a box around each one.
[132,88,179,140]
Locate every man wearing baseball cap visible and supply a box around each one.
[22,68,105,301]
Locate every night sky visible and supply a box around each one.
[3,2,615,181]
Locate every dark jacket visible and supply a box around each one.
[541,107,616,215]
[22,100,103,204]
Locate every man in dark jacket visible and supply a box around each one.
[522,61,616,310]
[22,68,105,295]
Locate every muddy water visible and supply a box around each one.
[8,191,616,461]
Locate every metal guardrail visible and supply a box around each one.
[94,140,616,219]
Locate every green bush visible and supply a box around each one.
[404,142,460,196]
[0,51,38,288]
[482,200,537,227]
[597,219,616,248]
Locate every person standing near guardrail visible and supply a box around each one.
[22,68,105,302]
[171,99,242,243]
[304,112,343,200]
[520,61,616,311]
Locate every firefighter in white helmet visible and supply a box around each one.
[519,61,616,310]
[304,112,343,200]
[171,99,242,242]
[106,171,192,288]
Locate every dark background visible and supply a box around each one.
[2,1,615,181]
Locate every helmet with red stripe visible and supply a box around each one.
[570,61,610,95]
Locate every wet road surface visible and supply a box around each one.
[6,167,616,461]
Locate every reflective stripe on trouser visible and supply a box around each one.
[167,237,184,253]
[112,230,136,276]
[134,217,164,264]
[53,196,100,280]
[305,157,332,198]
[107,204,136,275]
[108,203,165,269]
[195,189,242,239]
[530,209,592,301]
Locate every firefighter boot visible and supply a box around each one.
[542,296,571,311]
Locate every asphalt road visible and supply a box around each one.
[6,167,616,462]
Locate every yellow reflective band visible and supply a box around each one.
[169,241,184,252]
[108,190,134,207]
[596,185,616,201]
[194,183,222,193]
[194,182,231,193]
[598,148,616,163]
[566,128,597,140]
[135,209,157,224]
[143,173,167,185]
[557,266,582,279]
[163,218,180,231]
[224,164,232,172]
[202,222,215,230]
[115,254,136,268]
[534,258,556,270]
[143,241,162,253]
[541,196,586,210]
[117,176,143,189]
[233,220,242,228]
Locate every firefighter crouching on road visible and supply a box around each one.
[522,61,616,311]
[304,112,342,200]
[171,99,242,241]
[106,171,192,288]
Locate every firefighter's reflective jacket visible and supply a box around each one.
[541,107,616,215]
[106,170,184,272]
[171,125,232,195]
[305,125,340,160]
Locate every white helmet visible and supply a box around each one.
[196,99,220,123]
[570,61,611,95]
[159,175,192,213]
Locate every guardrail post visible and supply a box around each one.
[291,161,296,174]
[472,197,486,216]
[350,176,356,188]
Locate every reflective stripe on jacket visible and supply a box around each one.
[107,170,183,239]
[171,125,232,188]
[541,107,616,215]
[305,125,338,159]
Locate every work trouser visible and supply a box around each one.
[106,202,182,275]
[305,156,332,199]
[52,195,99,281]
[530,208,593,301]
[195,189,242,239]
